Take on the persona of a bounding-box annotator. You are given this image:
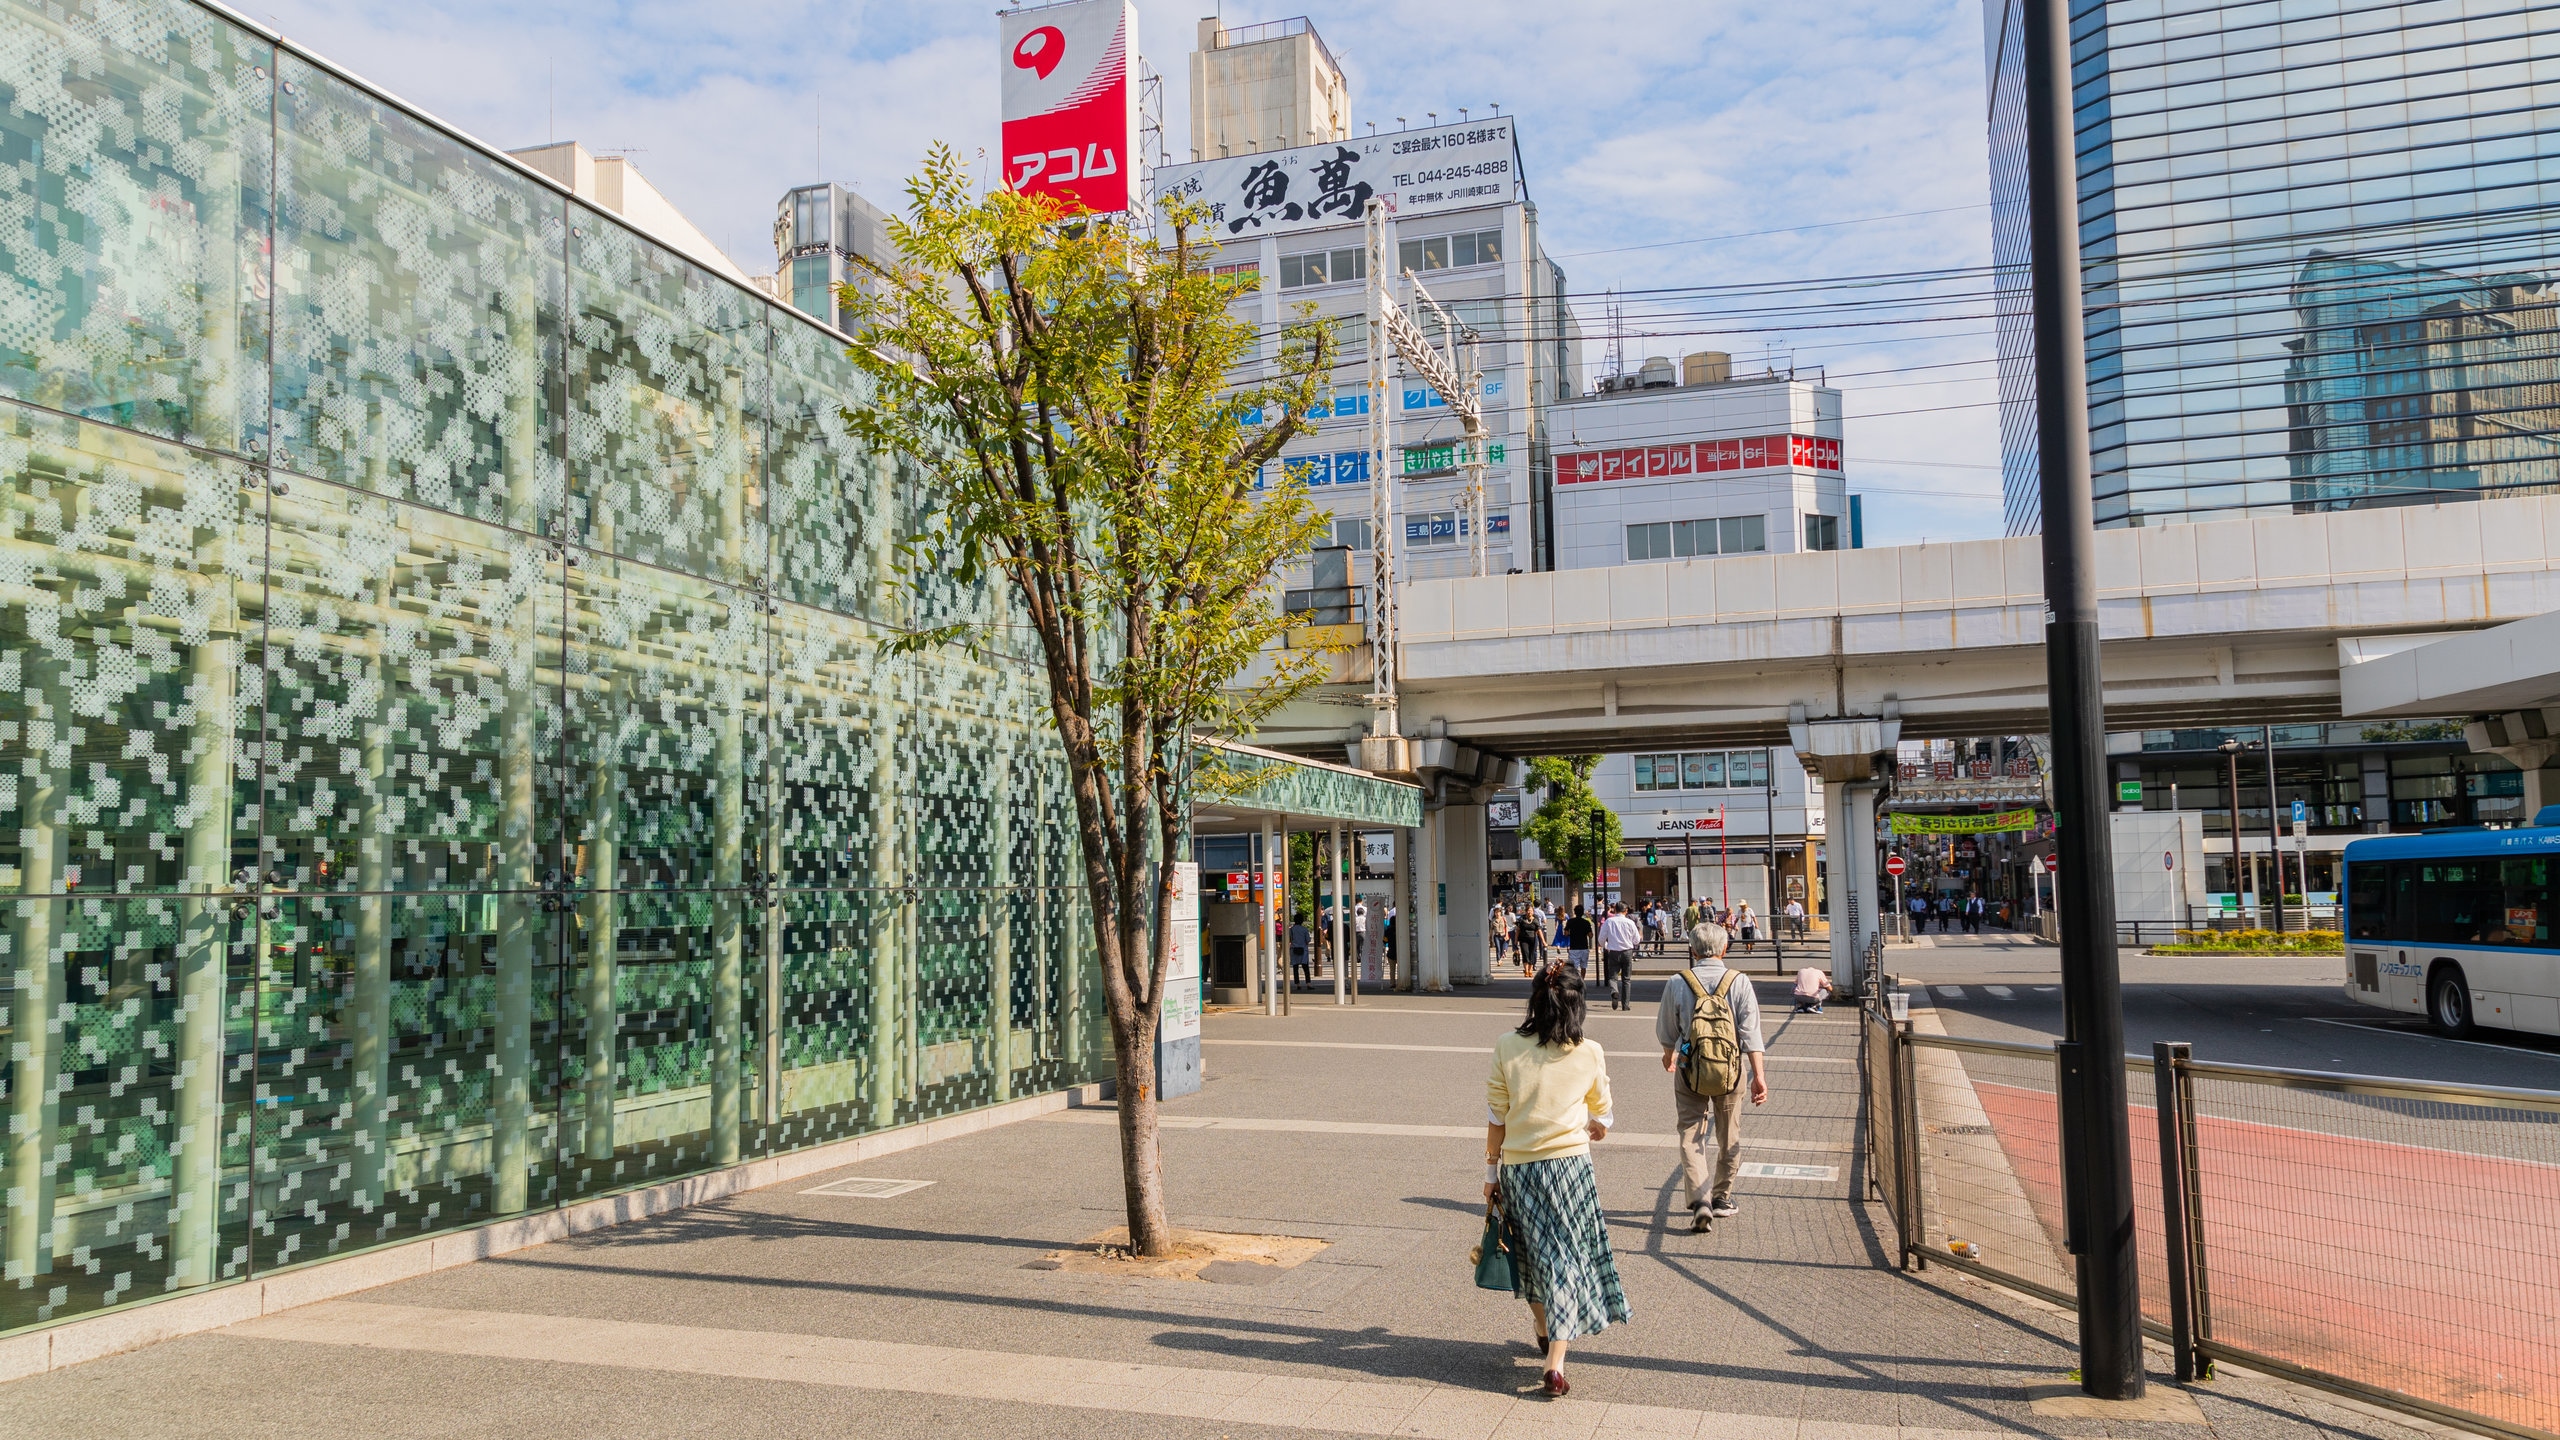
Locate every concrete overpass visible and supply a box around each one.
[1256,495,2560,989]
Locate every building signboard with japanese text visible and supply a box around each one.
[1154,117,1522,236]
[1556,433,1841,484]
[1001,0,1138,213]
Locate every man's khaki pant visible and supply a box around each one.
[1674,1083,1743,1209]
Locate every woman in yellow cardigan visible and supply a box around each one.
[1485,968,1629,1398]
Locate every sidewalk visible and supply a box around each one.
[3,982,2443,1439]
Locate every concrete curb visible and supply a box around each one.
[0,1079,1114,1386]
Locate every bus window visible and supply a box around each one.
[2500,857,2551,944]
[2346,864,2390,940]
[2409,861,2509,945]
[2388,860,2425,944]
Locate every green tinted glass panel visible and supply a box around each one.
[0,0,271,455]
[270,56,564,526]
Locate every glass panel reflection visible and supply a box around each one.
[1,404,259,1328]
[0,0,272,456]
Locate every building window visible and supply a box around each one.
[1634,749,1772,792]
[1805,513,1841,551]
[791,189,828,250]
[1406,510,1459,547]
[1398,229,1503,275]
[1627,514,1765,562]
[1279,247,1366,290]
[790,254,833,321]
[1214,261,1260,291]
[1334,517,1372,550]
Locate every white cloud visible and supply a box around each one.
[259,0,2009,541]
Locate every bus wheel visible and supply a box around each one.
[2429,967,2475,1038]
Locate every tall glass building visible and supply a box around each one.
[0,0,1417,1342]
[1987,0,2560,531]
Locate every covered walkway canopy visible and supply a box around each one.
[1190,741,1424,1016]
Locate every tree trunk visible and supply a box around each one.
[1107,995,1170,1255]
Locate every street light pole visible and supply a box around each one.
[2220,739,2245,919]
[2022,0,2144,1400]
[2262,724,2287,934]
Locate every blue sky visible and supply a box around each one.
[259,0,2002,546]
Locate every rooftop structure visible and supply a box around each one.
[1189,14,1349,161]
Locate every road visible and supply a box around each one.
[1866,932,2560,1087]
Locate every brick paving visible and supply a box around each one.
[0,980,2448,1439]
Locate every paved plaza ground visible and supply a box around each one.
[4,964,2451,1439]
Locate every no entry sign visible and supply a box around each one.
[1884,855,1907,877]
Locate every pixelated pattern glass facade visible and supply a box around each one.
[1987,0,2560,531]
[0,0,1127,1334]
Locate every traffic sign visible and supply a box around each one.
[2290,799,2307,825]
[2163,850,2174,871]
[2030,854,2049,875]
[1884,855,1908,877]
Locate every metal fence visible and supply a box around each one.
[1861,982,2560,1440]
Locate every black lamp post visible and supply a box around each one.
[2219,738,2246,915]
[2023,0,2145,1396]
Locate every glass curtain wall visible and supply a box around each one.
[1988,0,2560,530]
[0,0,1106,1334]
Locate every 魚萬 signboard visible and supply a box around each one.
[1001,0,1137,214]
[1153,117,1522,237]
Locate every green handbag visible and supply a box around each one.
[1472,1199,1518,1291]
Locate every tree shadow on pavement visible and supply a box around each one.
[530,1200,1070,1255]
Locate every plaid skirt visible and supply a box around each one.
[1499,1154,1629,1341]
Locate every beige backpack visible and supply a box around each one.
[1677,968,1744,1097]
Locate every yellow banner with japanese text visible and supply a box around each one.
[1887,807,2039,835]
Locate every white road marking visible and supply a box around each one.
[1935,985,1968,1000]
[235,1301,2016,1439]
[1201,1039,1853,1064]
[1041,1109,1855,1154]
[799,1176,935,1199]
[1984,986,2015,999]
[2302,1015,2560,1059]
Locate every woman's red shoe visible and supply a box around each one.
[1542,1370,1569,1398]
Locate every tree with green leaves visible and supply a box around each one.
[1520,755,1622,910]
[839,149,1338,1256]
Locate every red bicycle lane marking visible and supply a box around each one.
[1968,1080,2560,1431]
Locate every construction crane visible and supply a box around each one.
[1360,198,1491,755]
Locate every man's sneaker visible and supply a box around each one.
[1708,1198,1739,1219]
[1690,1205,1713,1233]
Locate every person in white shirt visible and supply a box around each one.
[1783,897,1807,941]
[1792,966,1833,1014]
[1595,903,1644,1011]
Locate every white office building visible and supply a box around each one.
[1155,113,1581,583]
[1546,355,1852,572]
[770,181,894,332]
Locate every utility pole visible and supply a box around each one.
[2262,725,2287,934]
[2022,0,2145,1401]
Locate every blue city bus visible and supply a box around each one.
[2341,809,2560,1038]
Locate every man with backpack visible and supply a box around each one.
[1655,922,1769,1232]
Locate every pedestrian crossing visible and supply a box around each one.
[1918,984,2056,1004]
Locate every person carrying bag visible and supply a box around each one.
[1484,969,1627,1398]
[1655,922,1770,1232]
